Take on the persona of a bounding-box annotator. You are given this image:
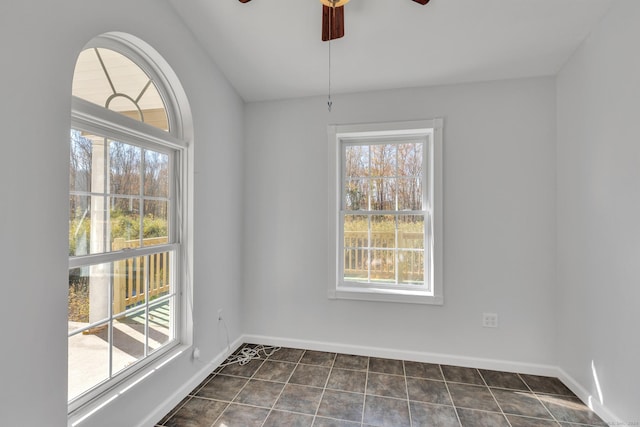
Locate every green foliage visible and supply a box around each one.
[344,217,424,233]
[142,215,167,238]
[110,210,138,240]
[70,210,168,255]
[68,272,89,323]
[69,211,91,256]
[110,209,168,239]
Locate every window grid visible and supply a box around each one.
[340,138,428,289]
[68,128,179,403]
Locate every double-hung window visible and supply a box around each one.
[68,36,189,410]
[329,120,443,304]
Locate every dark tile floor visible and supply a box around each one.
[156,344,608,427]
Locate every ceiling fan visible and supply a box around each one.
[239,0,431,41]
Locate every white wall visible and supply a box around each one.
[0,1,244,426]
[243,78,557,366]
[557,0,640,422]
[5,0,635,423]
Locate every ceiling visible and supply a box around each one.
[169,0,614,103]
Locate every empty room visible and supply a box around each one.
[1,0,638,426]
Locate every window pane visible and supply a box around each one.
[68,268,90,324]
[144,150,169,198]
[68,263,110,329]
[68,262,111,398]
[110,141,141,196]
[398,215,425,250]
[398,250,424,285]
[113,308,146,375]
[148,251,172,300]
[143,200,168,244]
[108,96,142,121]
[344,215,369,282]
[371,178,396,211]
[397,142,423,177]
[370,144,396,178]
[344,249,368,281]
[113,255,146,315]
[98,48,149,105]
[70,130,93,192]
[345,145,369,178]
[371,215,396,249]
[345,179,368,211]
[72,49,113,109]
[69,195,92,257]
[398,177,423,211]
[149,299,173,354]
[111,198,141,246]
[344,215,368,245]
[370,249,395,281]
[68,330,109,401]
[138,82,169,131]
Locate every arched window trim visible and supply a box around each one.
[68,33,193,416]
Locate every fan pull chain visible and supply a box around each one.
[328,37,332,112]
[327,5,333,112]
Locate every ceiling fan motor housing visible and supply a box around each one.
[240,0,430,41]
[320,0,350,7]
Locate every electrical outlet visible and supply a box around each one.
[482,312,498,328]
[217,308,223,321]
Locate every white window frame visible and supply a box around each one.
[328,119,443,305]
[68,35,192,416]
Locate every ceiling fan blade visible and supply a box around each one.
[322,5,345,41]
[412,0,430,4]
[239,0,251,3]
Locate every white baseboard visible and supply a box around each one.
[243,334,625,426]
[140,336,244,427]
[556,368,625,426]
[242,334,558,376]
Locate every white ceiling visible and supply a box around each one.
[169,0,614,103]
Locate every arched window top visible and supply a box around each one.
[71,32,192,142]
[73,46,170,132]
[73,48,168,131]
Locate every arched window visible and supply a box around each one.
[68,34,190,409]
[73,47,170,130]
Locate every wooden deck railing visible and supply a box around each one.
[344,231,424,282]
[112,237,170,313]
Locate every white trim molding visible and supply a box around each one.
[328,119,444,305]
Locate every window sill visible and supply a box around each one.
[68,343,190,427]
[329,285,443,305]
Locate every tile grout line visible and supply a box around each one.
[258,348,305,427]
[208,401,231,427]
[477,368,513,427]
[440,365,463,427]
[402,360,413,427]
[211,343,267,427]
[360,356,370,427]
[517,373,563,426]
[310,350,338,426]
